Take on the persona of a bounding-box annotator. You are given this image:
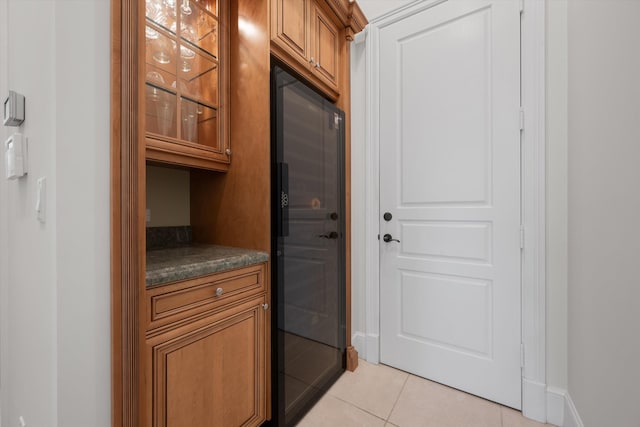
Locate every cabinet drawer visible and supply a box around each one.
[147,263,266,331]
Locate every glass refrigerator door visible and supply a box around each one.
[273,67,346,426]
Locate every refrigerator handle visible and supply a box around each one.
[277,162,289,237]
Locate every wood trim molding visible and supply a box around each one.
[111,0,143,425]
[270,42,341,102]
[324,0,367,36]
[110,0,122,422]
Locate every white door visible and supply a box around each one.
[379,0,522,408]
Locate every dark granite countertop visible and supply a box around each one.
[146,244,269,287]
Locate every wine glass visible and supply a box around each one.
[146,71,165,102]
[181,99,198,142]
[151,36,175,65]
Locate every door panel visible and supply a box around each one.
[272,0,309,62]
[152,297,265,427]
[379,0,522,409]
[311,4,339,89]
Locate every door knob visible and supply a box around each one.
[383,233,400,243]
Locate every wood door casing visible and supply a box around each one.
[149,295,266,427]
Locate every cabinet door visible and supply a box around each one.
[310,2,340,91]
[271,0,310,65]
[144,0,231,171]
[150,296,266,427]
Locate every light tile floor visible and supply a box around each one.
[297,360,556,427]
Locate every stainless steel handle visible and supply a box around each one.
[262,303,269,310]
[216,287,224,296]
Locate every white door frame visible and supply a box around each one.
[359,0,547,421]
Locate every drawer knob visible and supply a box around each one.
[216,287,224,296]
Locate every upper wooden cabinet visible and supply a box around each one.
[310,2,340,89]
[271,0,310,64]
[144,0,230,171]
[271,0,364,98]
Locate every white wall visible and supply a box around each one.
[146,165,191,227]
[357,0,414,22]
[0,1,111,426]
[567,1,640,425]
[0,2,8,425]
[1,1,58,425]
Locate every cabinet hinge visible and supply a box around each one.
[521,343,525,368]
[519,108,525,131]
[520,225,525,249]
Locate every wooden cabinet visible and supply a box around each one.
[145,264,268,427]
[112,0,362,424]
[310,2,340,89]
[144,0,230,171]
[271,0,341,96]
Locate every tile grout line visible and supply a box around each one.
[327,393,389,424]
[385,373,411,423]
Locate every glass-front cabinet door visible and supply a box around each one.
[144,0,230,170]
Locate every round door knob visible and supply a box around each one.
[216,287,224,296]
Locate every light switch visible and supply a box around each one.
[5,133,27,179]
[36,177,46,223]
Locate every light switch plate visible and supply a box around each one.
[5,133,27,179]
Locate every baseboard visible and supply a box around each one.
[546,387,566,426]
[365,333,379,364]
[351,332,365,358]
[351,332,380,364]
[563,392,584,427]
[522,378,547,422]
[544,387,584,427]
